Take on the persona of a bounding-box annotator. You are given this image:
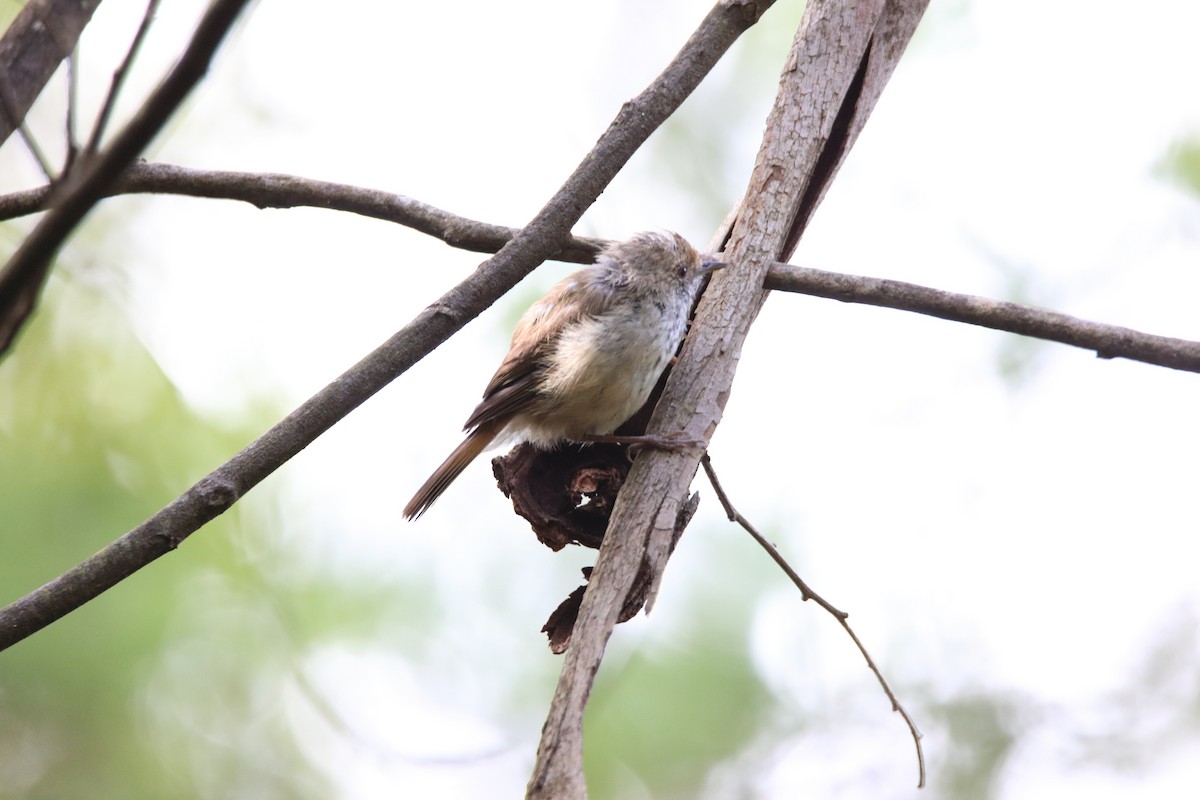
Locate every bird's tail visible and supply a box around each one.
[403,419,506,520]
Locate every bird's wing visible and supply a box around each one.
[463,266,623,432]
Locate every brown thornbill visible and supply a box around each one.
[403,231,723,520]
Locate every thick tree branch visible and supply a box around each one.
[0,0,103,148]
[0,0,772,654]
[0,0,254,357]
[527,2,927,798]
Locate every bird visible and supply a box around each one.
[403,231,724,520]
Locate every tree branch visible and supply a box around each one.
[527,2,928,798]
[0,162,607,264]
[0,0,772,654]
[0,0,103,149]
[766,264,1200,372]
[0,163,609,266]
[0,0,255,357]
[7,163,1193,375]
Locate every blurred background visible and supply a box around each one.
[2,0,1200,797]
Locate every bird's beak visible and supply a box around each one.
[699,258,726,274]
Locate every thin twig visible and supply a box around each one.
[17,123,55,181]
[701,453,927,790]
[65,49,79,168]
[20,2,90,178]
[33,0,84,171]
[0,0,255,358]
[0,77,56,180]
[82,0,162,159]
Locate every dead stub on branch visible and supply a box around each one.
[492,442,626,552]
[493,442,630,653]
[492,426,696,654]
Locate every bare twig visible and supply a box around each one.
[0,0,254,358]
[700,454,926,789]
[0,163,608,264]
[81,0,162,159]
[766,263,1200,373]
[0,82,56,180]
[0,41,56,179]
[65,49,80,168]
[0,0,764,653]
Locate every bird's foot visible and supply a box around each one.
[577,431,707,456]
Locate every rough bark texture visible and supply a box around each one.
[493,443,628,552]
[525,2,930,798]
[0,0,103,147]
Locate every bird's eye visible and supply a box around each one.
[676,264,688,278]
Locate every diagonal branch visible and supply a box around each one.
[527,2,928,798]
[81,0,163,159]
[0,0,103,149]
[701,454,925,788]
[0,0,775,653]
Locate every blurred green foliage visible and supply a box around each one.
[0,1,24,32]
[1158,135,1200,198]
[0,274,334,799]
[583,547,776,799]
[928,690,1023,800]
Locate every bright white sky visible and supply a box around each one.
[9,0,1200,797]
